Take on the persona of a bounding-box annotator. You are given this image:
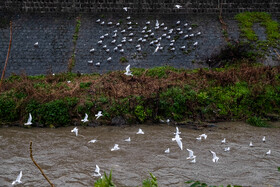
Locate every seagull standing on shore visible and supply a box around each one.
[81,113,89,123]
[12,171,22,186]
[210,150,219,163]
[71,127,78,136]
[24,113,32,125]
[93,165,101,177]
[95,111,103,119]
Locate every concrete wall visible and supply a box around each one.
[1,0,280,14]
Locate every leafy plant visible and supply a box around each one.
[120,56,128,63]
[246,116,269,127]
[94,170,115,187]
[80,82,92,89]
[142,172,158,187]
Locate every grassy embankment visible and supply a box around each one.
[0,12,279,127]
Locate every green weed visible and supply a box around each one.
[142,172,158,187]
[246,116,269,127]
[94,170,115,187]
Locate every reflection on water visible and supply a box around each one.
[0,122,279,186]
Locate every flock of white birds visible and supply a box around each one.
[86,4,202,73]
[16,112,272,185]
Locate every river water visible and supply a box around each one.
[0,122,279,187]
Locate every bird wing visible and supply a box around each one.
[16,171,22,182]
[126,64,130,72]
[95,165,100,173]
[85,113,88,120]
[210,150,216,157]
[176,137,183,150]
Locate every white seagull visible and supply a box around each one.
[24,113,32,125]
[111,144,120,151]
[136,128,144,134]
[210,150,219,163]
[190,156,196,163]
[266,149,271,155]
[95,111,103,119]
[221,138,226,144]
[224,147,230,152]
[34,42,39,47]
[262,136,266,142]
[153,43,161,54]
[93,165,101,177]
[186,149,195,159]
[81,113,89,123]
[249,141,253,147]
[12,171,22,186]
[193,41,198,46]
[175,5,182,9]
[174,127,181,135]
[165,148,170,153]
[125,137,131,142]
[172,134,183,150]
[88,139,97,143]
[123,7,129,11]
[71,127,78,136]
[124,64,133,76]
[90,48,95,53]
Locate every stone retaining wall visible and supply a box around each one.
[1,0,280,14]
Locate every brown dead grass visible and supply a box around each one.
[1,64,280,103]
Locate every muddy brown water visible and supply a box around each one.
[0,122,279,187]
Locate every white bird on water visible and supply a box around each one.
[88,139,97,143]
[221,138,226,144]
[24,113,32,125]
[266,149,271,155]
[71,127,78,136]
[165,148,170,153]
[12,171,22,186]
[136,128,144,134]
[175,5,182,9]
[153,43,161,54]
[123,7,129,11]
[111,144,120,151]
[262,136,266,142]
[224,147,230,152]
[125,137,131,142]
[210,150,219,163]
[124,64,133,76]
[186,149,195,159]
[249,141,253,147]
[95,111,103,119]
[172,134,183,150]
[34,42,39,47]
[81,113,89,123]
[93,165,101,177]
[190,156,196,163]
[90,48,95,53]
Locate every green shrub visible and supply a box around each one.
[185,180,241,187]
[26,98,78,126]
[80,82,92,89]
[142,173,158,187]
[94,170,115,187]
[0,97,18,122]
[246,116,269,127]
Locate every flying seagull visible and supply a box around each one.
[174,127,181,135]
[172,134,183,150]
[95,111,103,119]
[71,127,78,136]
[190,156,196,163]
[124,64,133,76]
[81,113,89,123]
[12,171,22,186]
[93,165,101,177]
[136,128,144,134]
[153,43,161,54]
[186,149,195,159]
[123,7,129,11]
[111,144,120,151]
[24,113,32,126]
[210,150,219,163]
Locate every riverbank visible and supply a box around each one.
[0,62,279,127]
